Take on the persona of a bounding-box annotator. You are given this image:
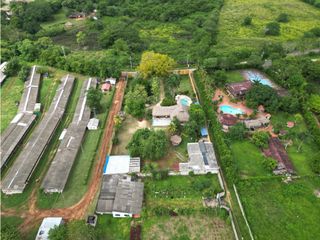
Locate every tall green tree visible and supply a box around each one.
[86,87,103,112]
[125,84,148,118]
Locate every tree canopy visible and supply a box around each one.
[125,84,148,118]
[127,128,169,160]
[86,87,103,112]
[137,51,176,79]
[246,83,281,112]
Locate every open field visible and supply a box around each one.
[237,177,320,240]
[37,89,115,209]
[142,214,234,240]
[231,141,271,178]
[0,76,24,133]
[95,215,131,240]
[217,0,320,53]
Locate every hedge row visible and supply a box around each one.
[303,109,320,147]
[194,71,238,184]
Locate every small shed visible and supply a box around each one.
[287,121,295,128]
[170,135,182,146]
[101,82,111,92]
[86,215,98,227]
[64,21,73,28]
[35,217,63,240]
[105,77,116,85]
[87,118,99,130]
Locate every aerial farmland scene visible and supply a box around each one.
[0,0,319,239]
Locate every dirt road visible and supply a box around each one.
[1,78,127,233]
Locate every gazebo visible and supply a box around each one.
[170,135,182,146]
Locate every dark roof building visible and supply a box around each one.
[264,137,294,175]
[226,81,252,97]
[96,175,144,218]
[219,114,238,126]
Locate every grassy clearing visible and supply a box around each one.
[36,89,114,209]
[95,215,131,240]
[231,141,271,178]
[217,0,320,53]
[142,214,234,240]
[226,71,244,83]
[0,76,24,133]
[178,75,194,97]
[237,177,320,240]
[111,114,151,155]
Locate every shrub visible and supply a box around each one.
[265,22,280,36]
[262,157,277,171]
[243,16,252,26]
[251,131,270,149]
[277,13,289,23]
[161,96,176,106]
[310,156,320,174]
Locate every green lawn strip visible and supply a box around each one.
[95,215,131,240]
[178,75,194,97]
[231,140,271,178]
[37,90,115,209]
[0,76,24,133]
[237,176,320,240]
[226,71,244,83]
[1,78,83,210]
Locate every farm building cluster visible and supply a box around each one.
[96,155,144,218]
[1,67,100,195]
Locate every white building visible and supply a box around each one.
[0,62,8,84]
[35,217,63,240]
[103,155,140,175]
[105,77,116,85]
[87,118,99,130]
[179,142,219,175]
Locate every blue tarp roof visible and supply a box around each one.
[201,127,208,136]
[103,155,110,174]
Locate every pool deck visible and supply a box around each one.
[213,89,253,116]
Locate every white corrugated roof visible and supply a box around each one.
[104,155,130,174]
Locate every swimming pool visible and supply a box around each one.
[219,105,244,115]
[180,98,189,106]
[176,95,192,107]
[246,71,273,87]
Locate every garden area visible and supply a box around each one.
[140,175,232,240]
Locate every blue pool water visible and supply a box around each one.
[220,105,244,115]
[246,71,273,87]
[180,98,189,106]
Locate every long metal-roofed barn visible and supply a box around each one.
[41,77,97,193]
[1,75,75,194]
[0,65,41,170]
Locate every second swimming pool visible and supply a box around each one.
[219,105,244,115]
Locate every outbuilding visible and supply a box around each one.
[87,118,99,130]
[105,77,116,85]
[101,82,111,92]
[35,217,63,240]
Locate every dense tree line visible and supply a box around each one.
[301,0,320,8]
[195,69,238,184]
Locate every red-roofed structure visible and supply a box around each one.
[226,81,252,97]
[101,82,112,92]
[264,137,294,175]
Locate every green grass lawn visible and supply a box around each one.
[226,71,244,83]
[178,75,195,98]
[231,140,271,178]
[95,215,131,240]
[37,90,114,209]
[217,0,320,53]
[237,177,320,240]
[0,76,24,133]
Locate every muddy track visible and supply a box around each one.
[1,79,127,233]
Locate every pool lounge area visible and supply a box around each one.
[219,105,244,115]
